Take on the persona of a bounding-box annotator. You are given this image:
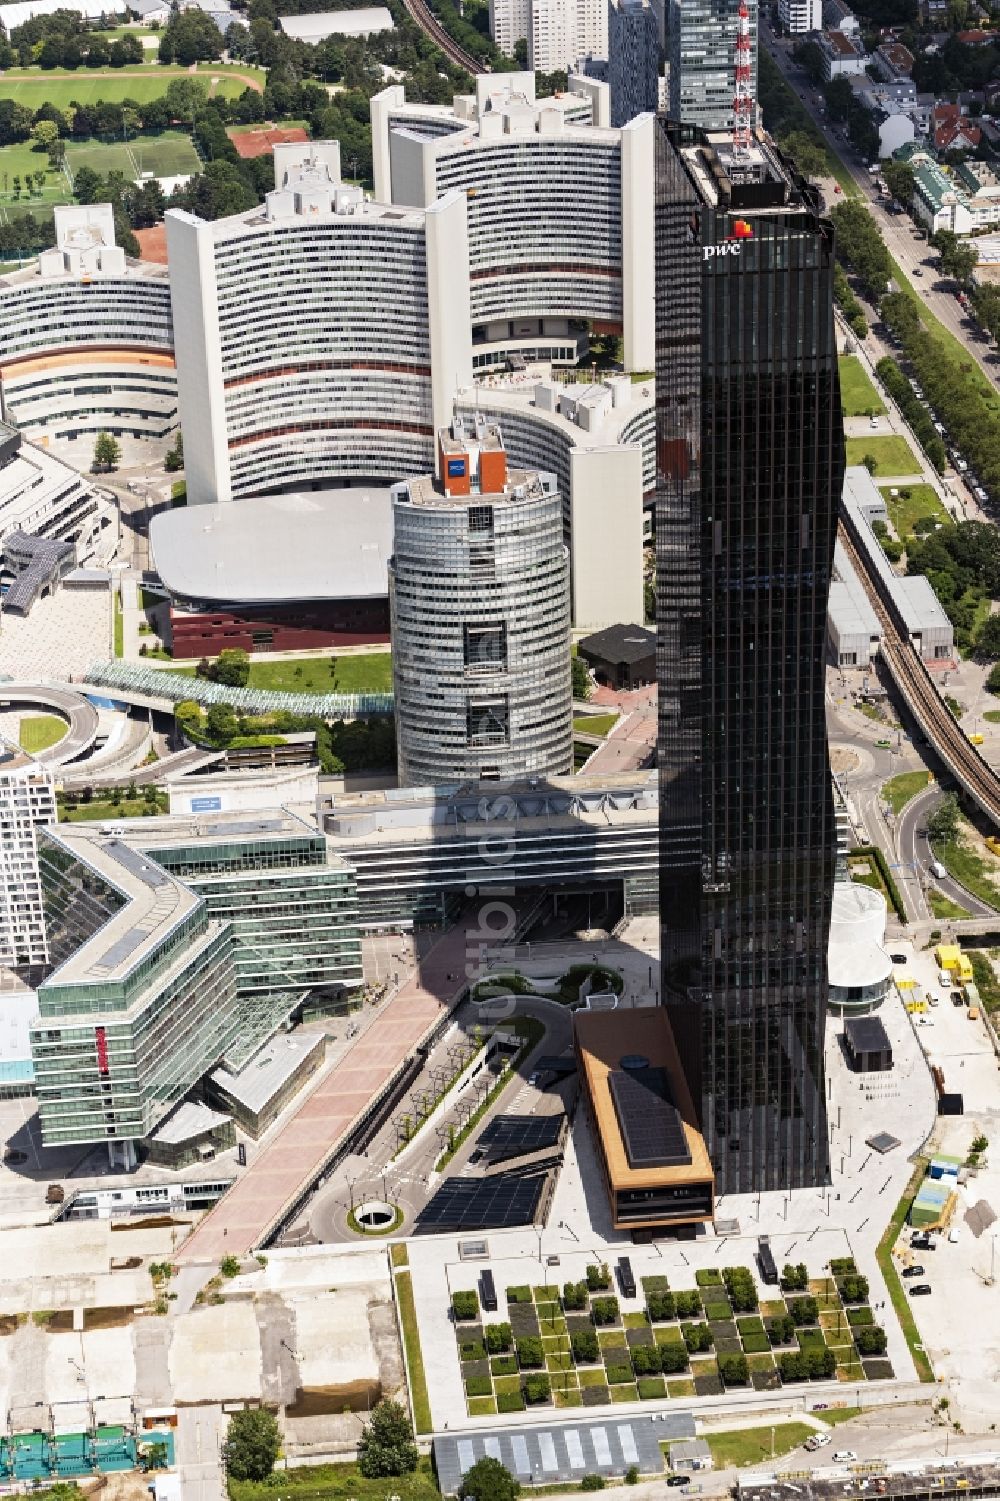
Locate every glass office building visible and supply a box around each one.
[655,123,843,1193]
[667,0,758,133]
[31,827,238,1160]
[143,823,363,1066]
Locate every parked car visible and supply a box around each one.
[805,1434,832,1452]
[833,1452,858,1464]
[975,487,989,504]
[928,995,939,1006]
[910,1283,933,1296]
[869,415,880,430]
[914,267,923,276]
[949,1227,960,1243]
[911,1234,935,1250]
[891,953,908,964]
[902,1264,925,1277]
[668,1477,691,1488]
[952,992,965,1007]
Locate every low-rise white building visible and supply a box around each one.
[0,421,117,595]
[817,27,867,76]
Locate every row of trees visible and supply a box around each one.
[0,13,144,70]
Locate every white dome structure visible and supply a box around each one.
[828,880,893,1014]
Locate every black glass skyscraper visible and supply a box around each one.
[655,121,844,1194]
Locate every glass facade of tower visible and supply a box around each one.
[147,833,363,1068]
[655,122,843,1194]
[667,0,758,133]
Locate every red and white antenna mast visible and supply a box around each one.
[732,0,754,155]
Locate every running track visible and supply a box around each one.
[176,919,477,1262]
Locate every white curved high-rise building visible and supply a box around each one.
[167,143,472,506]
[0,205,176,444]
[390,419,573,786]
[372,76,655,375]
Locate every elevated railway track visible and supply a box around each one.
[837,520,1000,829]
[400,0,487,74]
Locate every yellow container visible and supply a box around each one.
[935,944,962,973]
[969,733,985,746]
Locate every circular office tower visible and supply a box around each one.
[390,466,573,786]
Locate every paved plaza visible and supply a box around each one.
[176,919,477,1261]
[0,585,112,680]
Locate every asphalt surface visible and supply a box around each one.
[896,782,997,918]
[0,682,99,765]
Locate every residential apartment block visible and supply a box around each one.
[0,738,55,973]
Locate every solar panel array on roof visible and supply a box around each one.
[434,1415,693,1496]
[477,1114,564,1163]
[609,1066,691,1169]
[414,1171,547,1232]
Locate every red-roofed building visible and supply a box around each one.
[933,103,982,151]
[956,28,994,44]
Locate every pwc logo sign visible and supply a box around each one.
[702,220,755,259]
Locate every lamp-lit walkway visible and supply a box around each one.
[176,920,475,1262]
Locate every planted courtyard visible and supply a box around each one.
[452,1260,892,1417]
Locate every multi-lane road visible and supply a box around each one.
[762,25,999,388]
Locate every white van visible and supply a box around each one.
[930,859,946,879]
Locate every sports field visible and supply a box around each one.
[0,63,265,109]
[66,129,201,180]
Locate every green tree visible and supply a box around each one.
[31,118,58,152]
[213,647,250,687]
[862,452,878,475]
[952,242,979,289]
[164,431,184,473]
[461,1456,520,1501]
[205,702,237,743]
[883,159,915,206]
[824,76,854,121]
[221,1408,280,1482]
[523,1372,551,1403]
[571,654,591,700]
[92,431,120,472]
[356,1399,418,1479]
[928,791,960,843]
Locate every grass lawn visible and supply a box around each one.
[573,713,618,737]
[820,1406,863,1427]
[882,770,931,815]
[59,793,167,822]
[704,1423,815,1470]
[0,141,72,211]
[880,483,951,538]
[876,1158,934,1383]
[839,356,886,417]
[228,1458,440,1501]
[167,651,393,695]
[0,65,261,109]
[844,436,920,477]
[66,129,200,181]
[249,653,392,695]
[929,889,971,919]
[932,819,1000,910]
[113,588,123,658]
[19,714,67,753]
[394,1271,431,1433]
